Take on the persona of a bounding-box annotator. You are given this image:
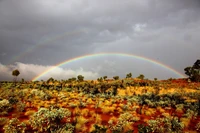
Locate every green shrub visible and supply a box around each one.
[0,99,12,115]
[0,117,9,126]
[171,117,184,132]
[91,124,107,133]
[16,101,26,112]
[29,106,71,132]
[3,118,26,133]
[138,124,152,133]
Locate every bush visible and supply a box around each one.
[109,112,135,132]
[171,117,184,132]
[16,101,26,112]
[90,124,107,133]
[0,117,9,126]
[3,118,26,133]
[64,87,73,92]
[0,99,12,115]
[29,106,71,132]
[138,124,152,133]
[8,97,18,104]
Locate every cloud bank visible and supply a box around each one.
[0,0,199,80]
[0,62,99,81]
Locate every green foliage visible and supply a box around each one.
[68,77,76,82]
[77,75,84,82]
[109,112,134,132]
[112,86,118,96]
[29,106,71,132]
[97,77,103,82]
[147,116,173,133]
[47,77,54,83]
[65,123,75,132]
[8,97,18,104]
[138,124,152,133]
[3,118,26,133]
[0,99,12,115]
[16,101,26,112]
[12,69,20,85]
[137,74,145,80]
[183,109,197,119]
[126,73,132,78]
[71,77,76,81]
[184,59,200,82]
[0,117,9,126]
[103,76,107,80]
[64,87,73,92]
[30,89,52,100]
[12,69,20,77]
[171,117,184,132]
[91,124,107,133]
[21,78,24,83]
[113,76,119,80]
[53,123,75,133]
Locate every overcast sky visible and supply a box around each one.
[0,0,200,81]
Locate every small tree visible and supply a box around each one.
[12,69,20,86]
[103,76,107,80]
[126,72,132,78]
[71,77,76,81]
[21,78,24,83]
[97,77,103,82]
[184,59,200,82]
[137,74,144,80]
[77,75,84,82]
[47,77,54,83]
[113,76,119,80]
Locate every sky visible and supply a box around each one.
[0,0,200,81]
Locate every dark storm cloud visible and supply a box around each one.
[0,0,199,80]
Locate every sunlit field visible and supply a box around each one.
[0,77,200,133]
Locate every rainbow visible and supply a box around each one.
[9,30,84,64]
[32,53,186,81]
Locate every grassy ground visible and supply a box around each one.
[0,79,200,132]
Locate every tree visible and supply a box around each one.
[113,76,119,80]
[97,77,103,82]
[21,78,25,83]
[137,74,144,80]
[103,76,107,80]
[77,75,84,82]
[47,77,54,83]
[12,69,20,85]
[184,59,200,82]
[126,72,132,78]
[71,77,76,81]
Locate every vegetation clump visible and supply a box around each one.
[0,65,200,132]
[29,106,71,132]
[3,118,26,133]
[0,99,12,115]
[184,59,200,82]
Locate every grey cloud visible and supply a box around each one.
[0,0,199,79]
[0,62,99,81]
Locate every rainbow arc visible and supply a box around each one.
[32,53,186,81]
